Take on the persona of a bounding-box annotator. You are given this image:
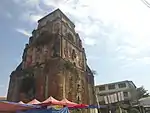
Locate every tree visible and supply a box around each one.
[91,70,97,76]
[136,86,149,99]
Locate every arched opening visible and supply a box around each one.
[71,49,76,60]
[20,75,35,99]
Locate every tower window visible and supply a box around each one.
[20,75,35,98]
[77,84,80,87]
[77,96,80,101]
[67,33,74,43]
[73,62,76,66]
[71,49,76,60]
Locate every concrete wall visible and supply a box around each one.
[95,81,137,104]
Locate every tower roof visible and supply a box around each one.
[95,80,136,88]
[38,8,75,28]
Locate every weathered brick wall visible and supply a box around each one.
[7,51,95,106]
[7,10,96,113]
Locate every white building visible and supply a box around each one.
[95,80,137,105]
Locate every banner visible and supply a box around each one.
[47,105,63,110]
[17,107,69,113]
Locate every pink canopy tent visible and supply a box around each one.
[41,97,88,109]
[18,101,25,104]
[0,101,38,112]
[28,99,41,105]
[15,97,88,109]
[60,98,78,107]
[41,96,61,105]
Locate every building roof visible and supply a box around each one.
[95,80,136,88]
[38,8,75,28]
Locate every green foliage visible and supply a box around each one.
[136,86,149,99]
[129,108,140,113]
[34,36,51,46]
[64,61,74,72]
[23,68,34,75]
[33,32,54,46]
[63,61,79,81]
[91,70,97,75]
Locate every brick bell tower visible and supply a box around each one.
[7,9,96,107]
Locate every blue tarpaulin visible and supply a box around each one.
[17,107,69,113]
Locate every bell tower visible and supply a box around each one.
[7,9,96,107]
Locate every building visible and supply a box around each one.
[139,97,150,113]
[95,80,138,105]
[7,9,96,109]
[0,97,6,101]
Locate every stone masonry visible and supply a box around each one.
[7,9,96,112]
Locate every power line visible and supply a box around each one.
[141,0,150,8]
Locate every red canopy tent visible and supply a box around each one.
[41,96,62,105]
[28,99,41,105]
[0,101,37,112]
[60,98,88,109]
[69,104,88,109]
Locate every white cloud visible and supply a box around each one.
[136,57,150,65]
[29,15,43,23]
[87,56,101,60]
[12,0,150,90]
[21,0,150,57]
[83,38,96,46]
[16,28,32,37]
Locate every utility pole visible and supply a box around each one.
[95,94,101,113]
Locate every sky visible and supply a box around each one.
[0,0,150,96]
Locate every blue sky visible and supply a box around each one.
[1,0,150,96]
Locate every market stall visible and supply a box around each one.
[0,96,105,113]
[0,101,40,112]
